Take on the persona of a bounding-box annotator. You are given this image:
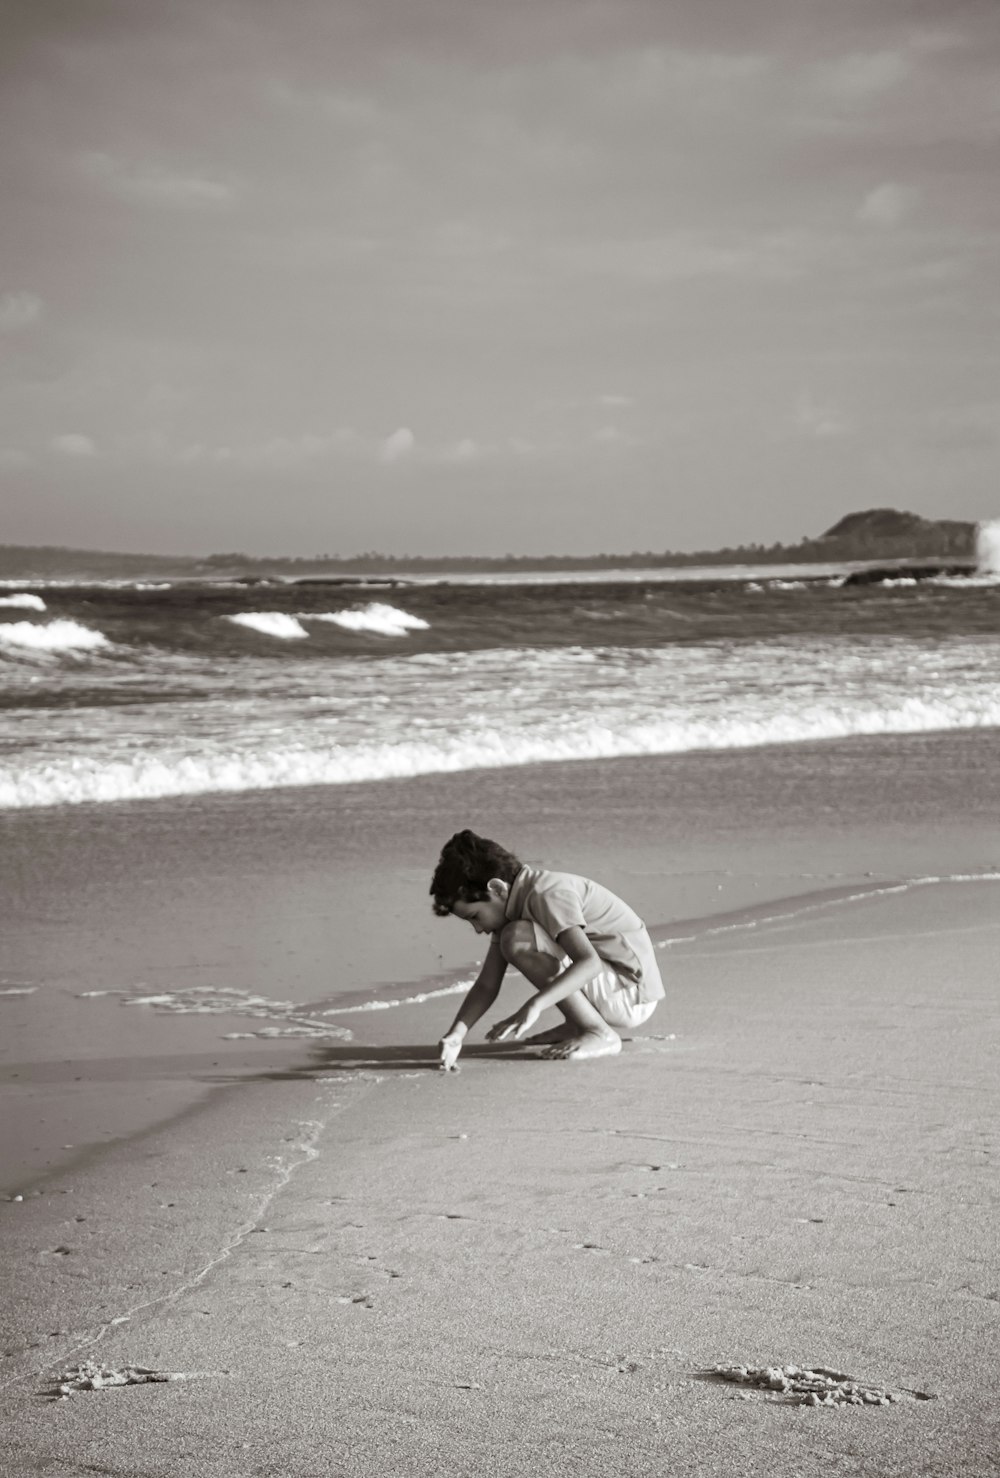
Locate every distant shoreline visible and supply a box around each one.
[0,555,981,588]
[0,549,981,585]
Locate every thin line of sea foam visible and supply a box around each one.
[313,871,1000,1017]
[87,874,1000,1038]
[652,871,1000,950]
[91,873,1000,1033]
[318,979,476,1015]
[84,975,476,1030]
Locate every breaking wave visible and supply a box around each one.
[226,612,309,639]
[0,619,109,654]
[0,594,46,611]
[224,604,429,639]
[310,603,430,636]
[3,686,1000,808]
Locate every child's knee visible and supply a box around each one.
[499,921,563,989]
[498,919,536,964]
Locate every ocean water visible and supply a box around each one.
[1,564,998,809]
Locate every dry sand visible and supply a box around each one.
[2,738,999,1476]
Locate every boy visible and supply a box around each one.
[431,830,664,1070]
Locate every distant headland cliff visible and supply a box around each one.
[0,508,979,580]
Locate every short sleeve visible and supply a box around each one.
[528,885,587,943]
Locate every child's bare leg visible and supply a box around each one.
[498,922,622,1060]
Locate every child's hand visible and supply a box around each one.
[486,999,542,1043]
[438,1032,464,1072]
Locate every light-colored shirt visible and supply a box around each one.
[505,865,665,1004]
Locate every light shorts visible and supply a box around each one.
[584,966,658,1030]
[525,920,658,1031]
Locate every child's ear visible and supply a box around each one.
[486,877,509,900]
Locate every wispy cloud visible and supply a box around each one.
[158,432,355,467]
[381,431,491,465]
[815,50,910,103]
[794,395,853,439]
[266,79,381,129]
[1,0,996,554]
[590,46,773,117]
[550,231,816,284]
[440,437,485,463]
[0,291,43,331]
[859,183,919,227]
[114,427,504,469]
[379,427,415,463]
[51,433,98,457]
[82,153,237,209]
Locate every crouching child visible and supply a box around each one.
[430,830,664,1070]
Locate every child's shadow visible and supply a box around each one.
[210,1041,542,1083]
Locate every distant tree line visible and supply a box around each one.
[196,508,977,572]
[0,509,977,580]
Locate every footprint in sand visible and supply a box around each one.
[355,1255,403,1280]
[622,1161,681,1197]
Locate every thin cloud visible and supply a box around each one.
[82,152,237,209]
[379,427,415,463]
[859,183,918,227]
[907,29,970,58]
[51,433,98,457]
[441,438,484,463]
[794,395,853,439]
[131,432,355,467]
[816,50,910,102]
[0,291,43,331]
[593,424,646,449]
[591,46,773,117]
[266,78,382,129]
[237,433,354,467]
[551,231,815,284]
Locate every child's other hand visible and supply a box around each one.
[438,1032,463,1072]
[486,1000,542,1043]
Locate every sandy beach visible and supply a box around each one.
[2,733,999,1476]
[7,0,1000,1468]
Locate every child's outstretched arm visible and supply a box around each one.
[439,933,507,1071]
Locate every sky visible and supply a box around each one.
[1,0,998,556]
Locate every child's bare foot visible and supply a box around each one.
[543,1029,622,1061]
[524,1023,576,1046]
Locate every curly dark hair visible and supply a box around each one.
[430,830,523,916]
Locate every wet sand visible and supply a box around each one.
[2,733,999,1474]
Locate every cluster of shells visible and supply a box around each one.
[713,1364,896,1407]
[54,1362,175,1397]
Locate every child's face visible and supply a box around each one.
[451,894,507,935]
